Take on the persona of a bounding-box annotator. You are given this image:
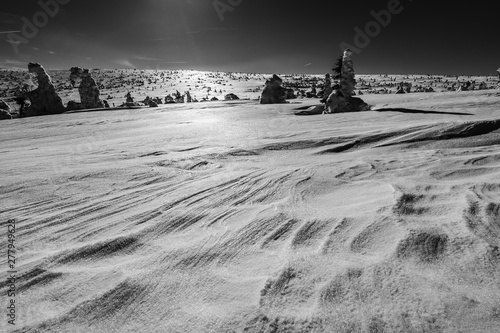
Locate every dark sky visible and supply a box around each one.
[0,0,498,75]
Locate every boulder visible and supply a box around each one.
[225,93,239,100]
[69,67,105,109]
[66,100,83,111]
[325,89,370,114]
[260,74,287,104]
[19,63,65,117]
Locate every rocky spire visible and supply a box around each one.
[69,67,104,109]
[325,49,370,113]
[20,63,65,117]
[340,49,356,97]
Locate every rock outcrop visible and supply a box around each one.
[260,74,287,104]
[19,63,65,117]
[69,67,105,109]
[325,49,370,113]
[0,100,12,120]
[326,88,370,113]
[0,99,10,111]
[0,110,12,120]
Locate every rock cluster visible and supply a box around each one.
[260,74,287,104]
[69,67,104,109]
[325,49,370,113]
[19,63,65,117]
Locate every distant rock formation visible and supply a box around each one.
[306,86,317,98]
[69,67,104,109]
[396,86,405,94]
[143,96,158,107]
[478,82,488,90]
[325,49,370,113]
[19,63,65,117]
[398,82,412,93]
[174,90,184,103]
[125,91,134,104]
[165,95,175,104]
[225,93,239,100]
[497,68,500,82]
[260,74,287,104]
[122,91,141,107]
[186,91,193,103]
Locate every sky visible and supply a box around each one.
[0,0,498,75]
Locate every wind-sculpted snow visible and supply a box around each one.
[1,90,500,332]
